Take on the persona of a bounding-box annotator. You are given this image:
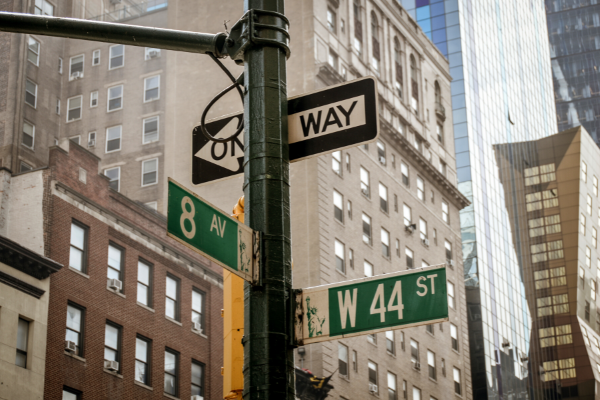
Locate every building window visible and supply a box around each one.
[364,260,373,277]
[403,204,412,227]
[530,240,564,263]
[56,98,60,114]
[105,125,122,153]
[92,49,100,65]
[62,388,81,400]
[539,324,572,348]
[537,294,569,317]
[395,239,400,257]
[141,116,160,144]
[166,275,180,321]
[352,350,358,372]
[394,38,402,98]
[381,228,390,258]
[104,322,121,368]
[442,201,449,223]
[191,361,205,397]
[416,177,425,201]
[107,244,124,285]
[66,303,84,356]
[401,162,409,186]
[528,214,561,237]
[453,368,461,395]
[587,246,592,268]
[450,323,459,351]
[88,91,98,108]
[587,194,593,215]
[137,260,152,307]
[419,218,427,241]
[25,79,37,108]
[109,44,124,69]
[332,151,342,175]
[362,213,372,244]
[22,121,35,149]
[445,240,453,264]
[410,55,418,114]
[592,280,596,301]
[327,7,337,33]
[439,160,447,176]
[437,123,444,144]
[69,55,84,79]
[16,318,29,368]
[20,162,33,172]
[346,153,351,172]
[394,194,398,212]
[524,164,556,186]
[385,331,395,354]
[335,240,345,273]
[405,247,413,269]
[142,158,158,186]
[69,221,88,272]
[107,85,123,111]
[586,301,591,321]
[144,75,160,102]
[526,189,559,211]
[379,183,388,212]
[593,228,598,248]
[164,349,179,396]
[135,336,151,385]
[360,167,370,197]
[582,161,588,182]
[104,167,120,191]
[58,57,63,74]
[427,350,436,380]
[534,266,567,290]
[67,95,82,121]
[338,343,348,377]
[349,248,354,269]
[192,289,205,332]
[28,37,40,65]
[353,0,362,56]
[377,141,386,164]
[448,282,455,309]
[426,324,433,335]
[34,0,54,15]
[347,199,352,220]
[594,176,599,197]
[328,49,338,70]
[368,361,378,390]
[542,358,576,381]
[410,339,419,363]
[334,190,344,222]
[70,136,80,145]
[388,372,397,400]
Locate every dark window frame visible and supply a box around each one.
[192,287,207,331]
[70,219,89,273]
[66,301,86,357]
[164,347,180,397]
[191,359,206,397]
[62,386,82,400]
[137,258,154,308]
[135,334,152,386]
[166,273,181,322]
[107,241,126,291]
[104,320,123,372]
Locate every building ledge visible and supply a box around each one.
[0,234,62,280]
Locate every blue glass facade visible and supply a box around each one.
[400,0,557,398]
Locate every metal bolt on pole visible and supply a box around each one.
[242,0,294,399]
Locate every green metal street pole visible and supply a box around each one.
[242,0,294,399]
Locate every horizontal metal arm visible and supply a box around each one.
[0,12,227,56]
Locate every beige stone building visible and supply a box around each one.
[0,168,62,400]
[0,0,473,398]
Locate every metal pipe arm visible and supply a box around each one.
[0,12,227,56]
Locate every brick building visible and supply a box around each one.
[27,140,223,399]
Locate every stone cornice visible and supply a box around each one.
[0,269,46,298]
[0,235,62,280]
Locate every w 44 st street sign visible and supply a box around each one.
[167,179,258,282]
[294,265,448,345]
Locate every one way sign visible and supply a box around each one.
[192,77,378,186]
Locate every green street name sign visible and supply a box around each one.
[167,179,258,282]
[295,265,448,345]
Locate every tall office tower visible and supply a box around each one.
[546,0,600,145]
[493,126,600,399]
[396,0,558,398]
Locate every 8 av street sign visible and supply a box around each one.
[167,179,258,282]
[192,77,379,185]
[294,265,448,345]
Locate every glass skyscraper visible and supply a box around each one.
[398,0,557,398]
[546,0,600,145]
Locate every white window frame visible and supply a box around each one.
[88,131,96,147]
[143,115,159,144]
[105,125,122,153]
[22,121,35,150]
[104,167,121,192]
[69,54,84,80]
[25,79,37,108]
[92,49,101,66]
[58,57,62,74]
[66,95,83,122]
[107,85,123,112]
[141,158,159,187]
[143,75,160,102]
[90,91,98,108]
[34,0,54,16]
[27,37,40,66]
[109,44,125,70]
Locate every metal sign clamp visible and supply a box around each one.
[225,9,291,63]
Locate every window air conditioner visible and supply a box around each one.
[448,259,454,267]
[361,188,369,197]
[368,383,378,393]
[65,340,77,352]
[88,139,96,147]
[422,238,430,247]
[191,396,204,400]
[108,278,123,291]
[104,360,119,372]
[405,224,416,233]
[193,321,203,333]
[414,361,421,370]
[71,71,82,79]
[502,338,510,348]
[379,156,386,164]
[148,50,159,58]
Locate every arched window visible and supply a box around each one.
[353,0,363,55]
[435,81,441,105]
[394,37,402,98]
[410,55,418,114]
[371,12,380,73]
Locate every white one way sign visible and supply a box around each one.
[192,77,378,186]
